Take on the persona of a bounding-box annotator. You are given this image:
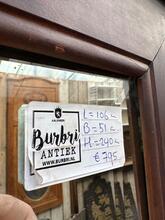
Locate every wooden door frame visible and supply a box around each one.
[0,2,165,219]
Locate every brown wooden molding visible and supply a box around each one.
[0,0,165,61]
[137,69,165,219]
[128,80,148,220]
[7,74,60,86]
[0,3,148,77]
[2,2,165,219]
[152,40,165,217]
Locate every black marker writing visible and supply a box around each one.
[32,125,80,151]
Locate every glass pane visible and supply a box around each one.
[0,58,138,218]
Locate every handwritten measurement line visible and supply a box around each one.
[82,145,120,151]
[81,132,120,136]
[85,158,121,168]
[81,118,120,121]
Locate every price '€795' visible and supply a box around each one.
[81,109,124,167]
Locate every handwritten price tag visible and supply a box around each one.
[24,102,125,190]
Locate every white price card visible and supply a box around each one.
[23,101,125,190]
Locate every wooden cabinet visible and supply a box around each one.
[7,76,62,214]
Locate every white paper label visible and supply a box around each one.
[24,102,125,190]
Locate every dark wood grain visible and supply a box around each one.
[128,80,148,220]
[70,181,78,216]
[0,0,165,218]
[152,41,165,214]
[0,0,165,60]
[137,70,165,219]
[0,3,148,77]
